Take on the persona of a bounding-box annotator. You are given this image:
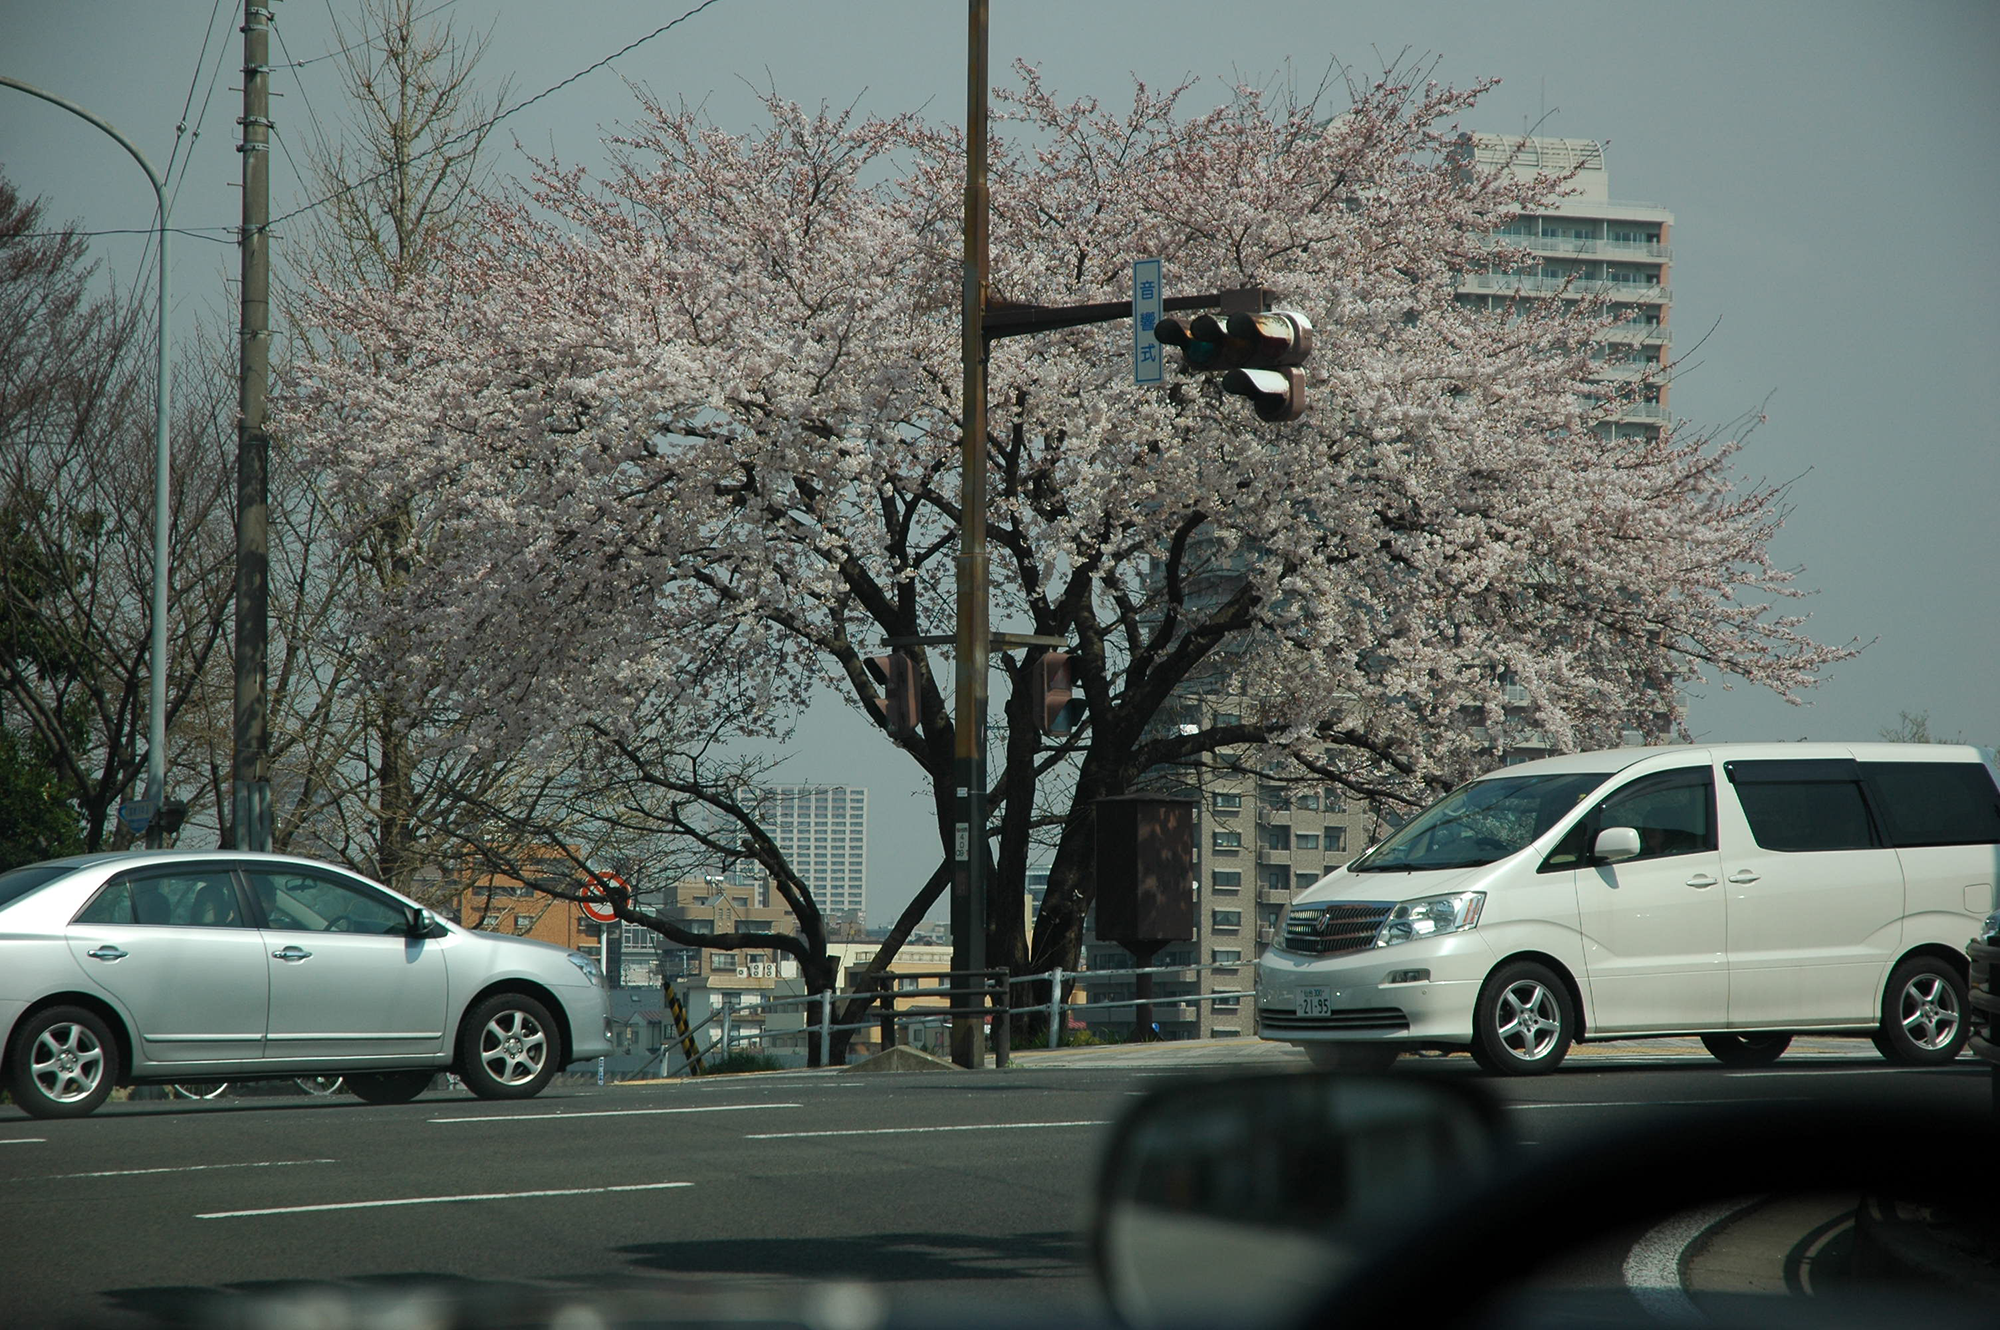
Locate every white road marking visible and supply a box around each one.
[746,1120,1110,1140]
[429,1102,803,1123]
[0,1139,47,1146]
[1723,1066,1973,1078]
[1622,1198,1760,1322]
[197,1180,691,1219]
[52,1158,335,1180]
[1503,1097,1809,1111]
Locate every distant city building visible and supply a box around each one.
[1460,133,1674,440]
[725,784,869,919]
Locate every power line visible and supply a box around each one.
[278,0,460,69]
[266,0,729,231]
[13,227,237,245]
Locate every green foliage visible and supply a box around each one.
[0,724,84,870]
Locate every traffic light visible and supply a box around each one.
[155,799,187,839]
[1031,650,1085,737]
[1153,309,1313,422]
[864,653,921,743]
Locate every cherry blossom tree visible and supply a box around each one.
[279,64,1849,1004]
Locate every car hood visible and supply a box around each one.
[1293,862,1492,905]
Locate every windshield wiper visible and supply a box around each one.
[1349,861,1415,872]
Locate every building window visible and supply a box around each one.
[1214,712,1240,727]
[1258,785,1290,810]
[1212,830,1242,851]
[1212,997,1241,1011]
[710,953,738,970]
[1212,1026,1241,1037]
[1213,949,1242,965]
[1296,792,1320,811]
[1211,870,1242,890]
[1294,832,1320,850]
[1265,868,1290,892]
[1295,871,1319,891]
[1212,792,1243,812]
[1325,827,1347,852]
[1264,825,1290,851]
[1212,909,1242,930]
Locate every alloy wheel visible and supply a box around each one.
[31,1021,106,1104]
[1495,980,1562,1061]
[478,1008,548,1086]
[1899,973,1961,1051]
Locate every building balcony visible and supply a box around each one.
[1257,849,1294,867]
[1458,272,1671,305]
[1497,234,1672,262]
[1599,321,1671,345]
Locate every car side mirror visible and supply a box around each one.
[1593,826,1642,862]
[406,906,441,937]
[1092,1072,1504,1329]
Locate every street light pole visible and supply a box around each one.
[0,77,173,846]
[952,0,991,1069]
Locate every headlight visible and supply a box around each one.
[567,951,606,987]
[1373,891,1485,948]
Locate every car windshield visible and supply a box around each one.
[1350,772,1614,871]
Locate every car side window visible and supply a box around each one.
[245,869,407,934]
[73,869,245,927]
[1724,759,1881,852]
[1541,769,1716,871]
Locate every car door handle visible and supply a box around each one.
[1684,874,1717,889]
[86,944,129,962]
[1727,870,1760,884]
[272,945,313,962]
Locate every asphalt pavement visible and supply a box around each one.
[0,1037,1987,1329]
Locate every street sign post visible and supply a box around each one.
[580,876,621,925]
[1132,258,1163,385]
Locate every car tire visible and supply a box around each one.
[1872,956,1969,1065]
[1469,962,1574,1076]
[459,993,560,1100]
[1699,1032,1791,1067]
[345,1070,434,1105]
[1304,1043,1401,1072]
[6,1006,119,1119]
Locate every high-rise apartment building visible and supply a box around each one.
[731,785,869,919]
[1459,134,1674,439]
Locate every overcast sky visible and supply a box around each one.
[4,1,1995,923]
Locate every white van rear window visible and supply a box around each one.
[1863,762,2000,847]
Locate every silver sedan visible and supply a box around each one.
[0,851,614,1118]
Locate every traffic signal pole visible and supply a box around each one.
[952,0,993,1069]
[951,4,1290,1067]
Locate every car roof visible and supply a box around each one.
[24,849,382,877]
[1481,741,1994,781]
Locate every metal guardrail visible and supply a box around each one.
[651,960,1257,1071]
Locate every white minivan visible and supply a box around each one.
[1255,744,2000,1074]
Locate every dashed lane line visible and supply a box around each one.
[1502,1097,1811,1111]
[746,1120,1111,1140]
[429,1102,803,1124]
[197,1180,692,1219]
[49,1158,336,1180]
[0,1139,47,1146]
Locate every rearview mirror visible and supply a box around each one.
[406,906,440,937]
[1092,1072,1503,1329]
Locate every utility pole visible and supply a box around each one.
[951,0,991,1069]
[232,2,275,851]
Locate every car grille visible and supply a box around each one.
[1280,902,1392,956]
[1258,1007,1410,1033]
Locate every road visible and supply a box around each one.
[0,1038,1986,1328]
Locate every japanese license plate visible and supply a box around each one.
[1298,986,1333,1017]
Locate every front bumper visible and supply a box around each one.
[1255,932,1495,1044]
[559,982,616,1063]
